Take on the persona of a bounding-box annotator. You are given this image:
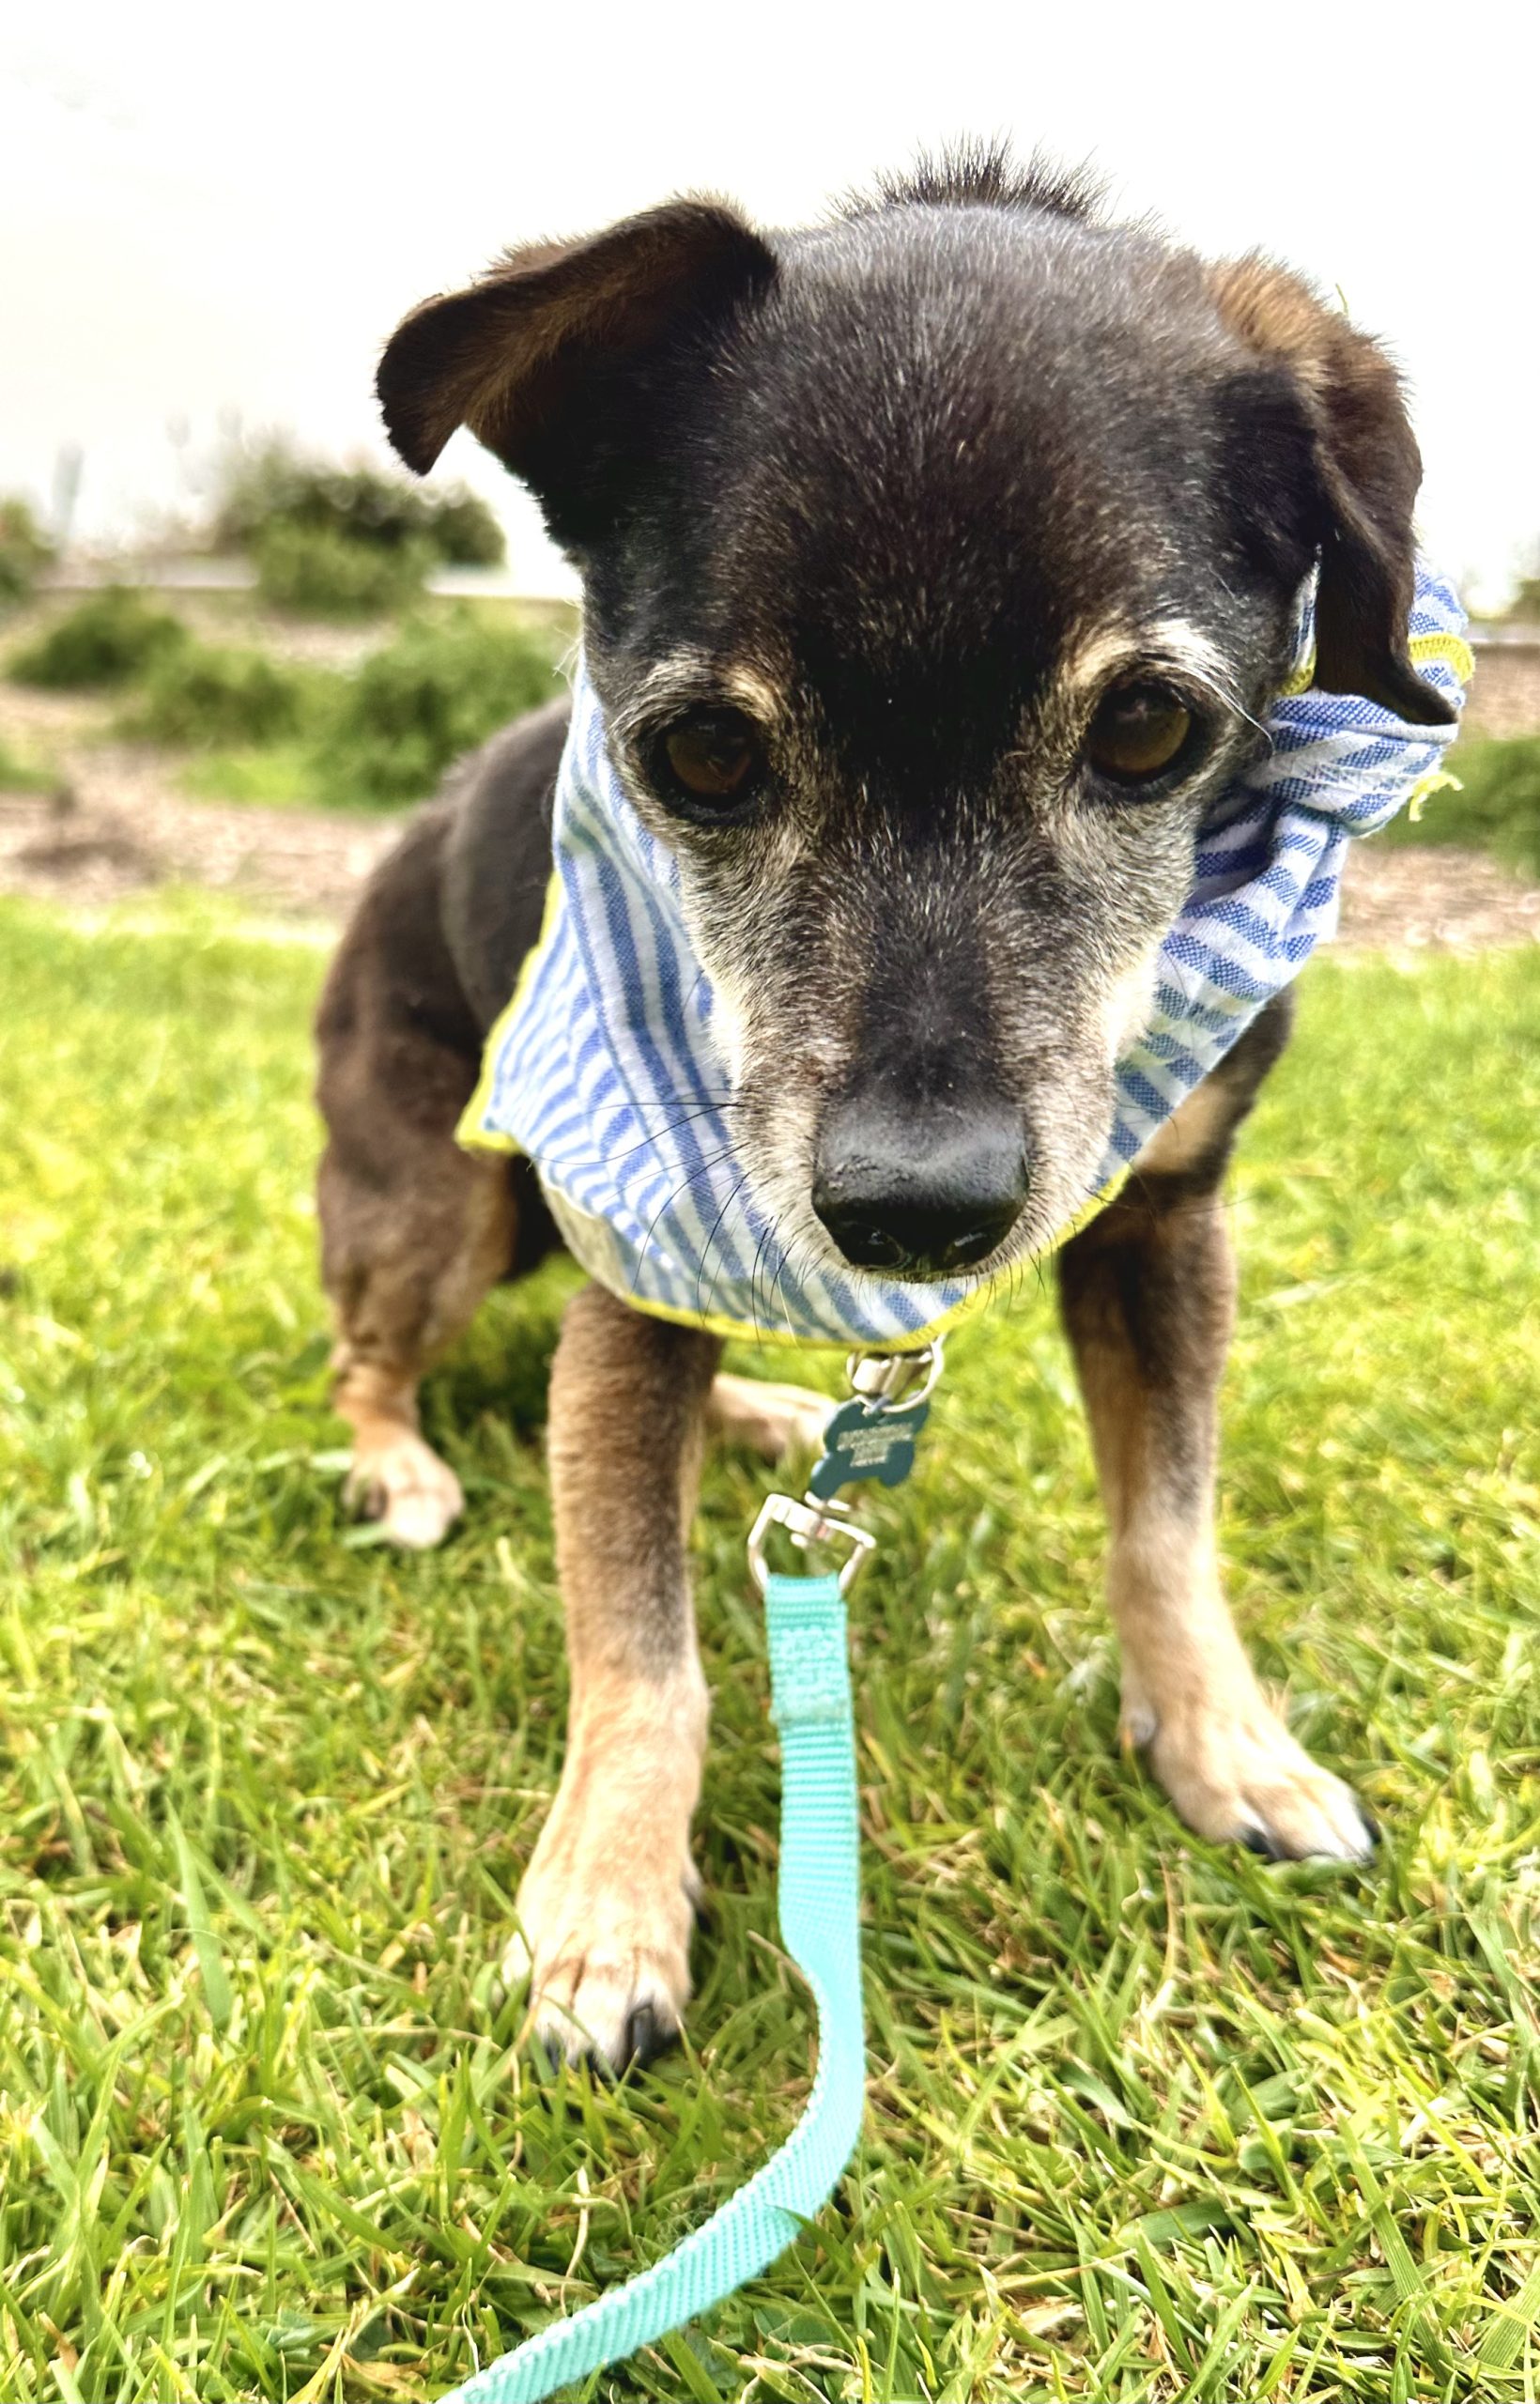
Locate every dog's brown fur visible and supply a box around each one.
[316,809,523,1545]
[510,1286,720,2068]
[1058,996,1373,1860]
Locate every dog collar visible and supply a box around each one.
[458,558,1470,1349]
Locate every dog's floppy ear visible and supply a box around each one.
[1209,257,1454,725]
[377,200,777,536]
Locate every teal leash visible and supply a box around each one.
[438,1343,943,2404]
[441,1569,862,2403]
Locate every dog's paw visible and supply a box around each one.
[708,1372,834,1463]
[345,1434,463,1549]
[1124,1672,1377,1863]
[506,1815,698,2073]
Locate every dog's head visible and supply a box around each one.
[379,150,1452,1289]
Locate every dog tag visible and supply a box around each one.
[806,1395,931,1501]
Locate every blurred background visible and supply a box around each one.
[1,0,1536,924]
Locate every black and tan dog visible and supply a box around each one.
[316,151,1452,2070]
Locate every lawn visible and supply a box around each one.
[1,896,1537,2403]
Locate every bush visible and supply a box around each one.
[0,498,54,609]
[252,520,432,620]
[1379,736,1540,882]
[0,738,56,793]
[208,440,506,624]
[178,746,316,808]
[213,439,504,569]
[312,608,558,807]
[8,586,188,689]
[417,491,507,569]
[123,641,315,747]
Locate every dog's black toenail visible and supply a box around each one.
[626,2004,655,2063]
[1241,1824,1285,1861]
[624,2003,678,2070]
[534,2033,568,2079]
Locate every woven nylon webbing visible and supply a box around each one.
[438,1569,865,2402]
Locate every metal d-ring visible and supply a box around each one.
[747,1492,877,1595]
[843,1336,946,1414]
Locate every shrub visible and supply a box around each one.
[123,641,316,747]
[0,498,54,609]
[178,746,316,807]
[212,439,504,568]
[253,520,432,620]
[417,490,506,569]
[1379,735,1540,881]
[8,586,187,689]
[0,738,56,793]
[312,608,559,807]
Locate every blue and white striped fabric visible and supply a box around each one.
[459,558,1470,1349]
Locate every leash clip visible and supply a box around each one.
[747,1493,876,1595]
[747,1340,945,1590]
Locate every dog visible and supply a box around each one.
[314,147,1454,2072]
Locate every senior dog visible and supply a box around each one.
[314,148,1454,2068]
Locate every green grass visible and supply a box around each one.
[1,896,1537,2401]
[1379,736,1540,880]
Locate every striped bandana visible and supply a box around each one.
[459,556,1471,1349]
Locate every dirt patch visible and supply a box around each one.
[1336,840,1540,952]
[1463,640,1540,742]
[0,770,394,917]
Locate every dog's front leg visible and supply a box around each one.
[1057,1152,1376,1864]
[509,1285,721,2070]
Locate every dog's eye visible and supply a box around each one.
[650,708,766,821]
[1085,682,1194,786]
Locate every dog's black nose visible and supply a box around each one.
[811,1097,1028,1278]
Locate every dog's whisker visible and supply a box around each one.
[611,1092,741,1118]
[748,1213,783,1331]
[745,1213,779,1350]
[761,1210,813,1345]
[763,1229,802,1343]
[626,1148,753,1305]
[694,1169,752,1323]
[605,1107,741,1165]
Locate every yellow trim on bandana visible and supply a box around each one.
[1279,627,1474,703]
[1411,630,1476,685]
[455,872,563,1158]
[1406,768,1462,824]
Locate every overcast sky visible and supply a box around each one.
[3,3,1534,606]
